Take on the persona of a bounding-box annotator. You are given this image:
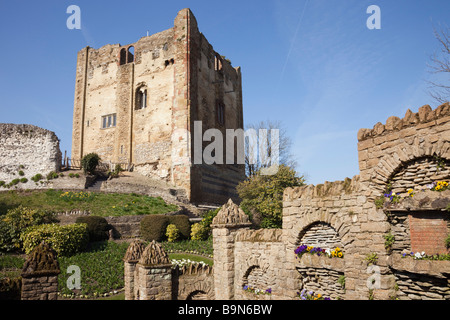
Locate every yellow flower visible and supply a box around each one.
[335,247,341,252]
[317,294,322,298]
[338,252,343,258]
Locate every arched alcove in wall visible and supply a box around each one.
[297,221,343,250]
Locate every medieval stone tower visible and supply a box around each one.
[71,8,245,204]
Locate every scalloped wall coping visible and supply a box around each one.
[358,103,450,142]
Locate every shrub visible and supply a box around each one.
[190,223,209,241]
[18,171,24,176]
[140,214,190,242]
[21,223,89,256]
[10,179,20,186]
[168,215,190,240]
[0,206,55,252]
[46,171,59,180]
[140,215,170,242]
[20,178,28,184]
[0,181,5,187]
[81,153,101,175]
[75,216,110,242]
[237,164,304,228]
[166,224,179,243]
[445,234,450,249]
[31,174,43,182]
[0,277,21,300]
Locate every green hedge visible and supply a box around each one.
[21,223,89,257]
[140,215,169,242]
[140,215,191,242]
[75,216,110,242]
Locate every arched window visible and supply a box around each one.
[119,46,135,65]
[127,46,134,63]
[119,48,127,65]
[135,86,147,110]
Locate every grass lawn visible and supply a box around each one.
[0,189,179,217]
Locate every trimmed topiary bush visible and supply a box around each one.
[190,223,209,241]
[21,223,89,256]
[166,224,179,243]
[140,215,170,242]
[75,216,110,242]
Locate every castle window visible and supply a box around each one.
[135,87,147,110]
[217,102,225,126]
[127,46,134,63]
[119,46,135,65]
[119,48,127,65]
[102,114,116,129]
[215,54,223,71]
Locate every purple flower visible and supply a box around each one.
[324,297,331,300]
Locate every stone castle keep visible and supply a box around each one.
[71,8,245,204]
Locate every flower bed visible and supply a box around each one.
[297,289,331,300]
[295,244,344,258]
[243,285,272,295]
[401,251,450,261]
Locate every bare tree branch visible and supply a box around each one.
[427,24,450,104]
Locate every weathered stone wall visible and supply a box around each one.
[124,240,214,300]
[172,264,214,300]
[233,229,285,300]
[0,124,61,188]
[208,103,450,301]
[20,242,60,300]
[357,103,450,193]
[282,176,391,300]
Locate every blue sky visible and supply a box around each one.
[0,1,448,185]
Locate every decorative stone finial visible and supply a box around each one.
[138,240,171,266]
[124,239,147,262]
[212,199,251,228]
[21,242,60,277]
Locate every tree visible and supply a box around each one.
[427,25,450,104]
[237,164,305,229]
[244,120,297,177]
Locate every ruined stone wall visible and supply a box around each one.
[0,124,61,188]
